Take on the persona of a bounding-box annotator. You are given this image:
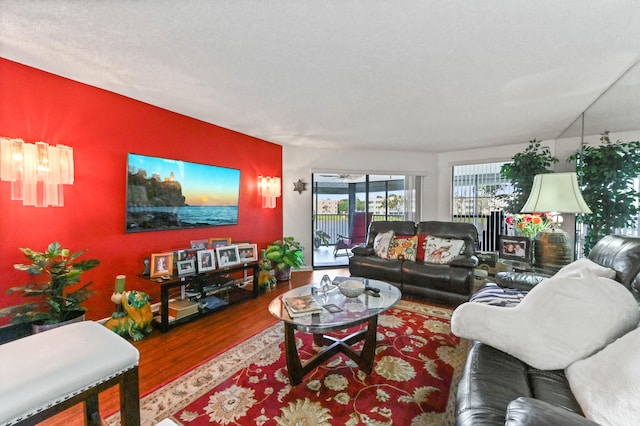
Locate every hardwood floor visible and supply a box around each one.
[40,268,348,425]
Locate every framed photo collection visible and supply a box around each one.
[150,238,258,279]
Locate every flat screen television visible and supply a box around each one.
[126,153,240,232]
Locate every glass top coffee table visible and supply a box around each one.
[268,277,401,385]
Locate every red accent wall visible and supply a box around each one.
[0,58,283,324]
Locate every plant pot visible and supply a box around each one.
[275,265,292,281]
[32,310,86,334]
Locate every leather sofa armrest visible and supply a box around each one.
[495,272,545,291]
[506,397,597,426]
[449,254,478,268]
[351,246,374,256]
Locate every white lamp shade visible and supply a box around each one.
[521,172,592,214]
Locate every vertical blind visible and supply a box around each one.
[452,162,511,251]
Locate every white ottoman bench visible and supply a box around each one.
[0,321,140,425]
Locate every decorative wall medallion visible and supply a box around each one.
[293,179,307,194]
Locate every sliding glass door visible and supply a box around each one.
[312,173,419,268]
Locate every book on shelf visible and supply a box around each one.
[283,294,323,317]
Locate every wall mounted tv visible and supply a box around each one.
[126,153,240,233]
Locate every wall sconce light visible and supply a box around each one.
[0,137,74,207]
[258,175,281,208]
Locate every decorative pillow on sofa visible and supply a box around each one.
[450,269,640,370]
[373,230,394,259]
[423,236,465,264]
[416,234,428,261]
[566,326,640,426]
[387,235,418,261]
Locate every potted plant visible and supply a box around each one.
[500,139,558,214]
[265,237,304,281]
[569,132,640,255]
[313,230,331,249]
[0,242,100,331]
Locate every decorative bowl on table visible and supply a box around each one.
[338,280,365,297]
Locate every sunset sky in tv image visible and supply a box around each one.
[128,154,240,206]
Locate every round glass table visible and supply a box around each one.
[268,277,401,385]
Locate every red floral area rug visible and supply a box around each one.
[106,300,468,426]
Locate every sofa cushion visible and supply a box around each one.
[373,230,394,258]
[388,235,417,261]
[424,235,465,264]
[554,257,616,280]
[506,398,597,426]
[451,269,640,370]
[566,326,640,426]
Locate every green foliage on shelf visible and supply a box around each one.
[265,237,305,271]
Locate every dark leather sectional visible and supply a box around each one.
[456,235,640,425]
[348,220,479,306]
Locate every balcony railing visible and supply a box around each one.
[313,213,405,244]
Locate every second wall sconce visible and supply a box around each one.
[258,175,281,208]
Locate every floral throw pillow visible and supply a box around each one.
[423,236,466,264]
[388,235,418,261]
[373,230,395,259]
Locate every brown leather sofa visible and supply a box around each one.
[348,220,479,306]
[456,234,640,425]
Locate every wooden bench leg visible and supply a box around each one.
[120,366,141,426]
[86,393,101,426]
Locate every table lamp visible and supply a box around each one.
[520,172,592,269]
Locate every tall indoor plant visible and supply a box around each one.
[500,139,558,214]
[265,237,304,281]
[0,242,100,326]
[569,132,640,255]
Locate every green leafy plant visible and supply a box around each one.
[500,139,558,214]
[313,230,331,249]
[0,242,100,325]
[265,237,305,272]
[569,132,640,255]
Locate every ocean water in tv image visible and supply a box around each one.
[177,206,238,225]
[126,206,238,231]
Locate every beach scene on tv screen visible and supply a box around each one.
[126,153,240,232]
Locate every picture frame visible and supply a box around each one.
[196,249,216,273]
[177,259,196,277]
[499,236,532,263]
[209,237,232,250]
[190,239,209,250]
[150,253,174,278]
[237,243,258,262]
[216,245,240,268]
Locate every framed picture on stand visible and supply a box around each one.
[177,259,196,276]
[197,249,216,273]
[150,253,174,278]
[499,236,532,263]
[237,243,258,262]
[216,245,240,268]
[209,237,232,250]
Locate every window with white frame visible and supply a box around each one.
[451,162,512,251]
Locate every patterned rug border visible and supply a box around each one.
[107,299,467,425]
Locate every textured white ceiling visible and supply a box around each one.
[2,1,640,152]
